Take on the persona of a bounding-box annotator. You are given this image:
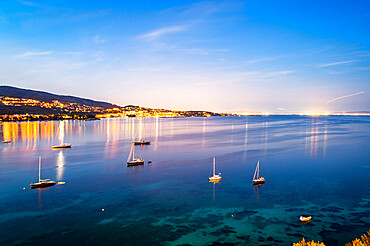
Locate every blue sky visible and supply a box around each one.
[0,0,369,112]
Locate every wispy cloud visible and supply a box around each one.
[319,60,358,67]
[14,51,54,58]
[93,35,106,44]
[18,0,38,7]
[136,26,186,40]
[326,91,365,103]
[65,51,83,55]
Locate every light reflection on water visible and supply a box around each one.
[0,116,369,246]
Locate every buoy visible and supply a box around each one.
[231,214,234,217]
[102,209,104,212]
[23,187,25,190]
[148,161,152,163]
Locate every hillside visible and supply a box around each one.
[0,85,118,109]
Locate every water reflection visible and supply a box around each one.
[202,117,206,148]
[263,120,268,156]
[2,121,55,148]
[309,118,319,158]
[242,118,248,161]
[210,180,220,203]
[303,117,329,158]
[56,151,65,181]
[253,183,264,203]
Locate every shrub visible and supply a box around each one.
[345,229,370,246]
[293,238,325,246]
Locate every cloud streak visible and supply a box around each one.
[14,51,54,58]
[93,35,106,44]
[319,60,358,67]
[136,26,186,40]
[326,91,365,103]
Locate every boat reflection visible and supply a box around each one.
[253,183,264,203]
[210,179,220,203]
[56,150,65,181]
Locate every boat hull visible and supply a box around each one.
[253,180,265,185]
[30,181,56,189]
[209,175,222,182]
[300,216,312,222]
[52,144,71,149]
[253,177,265,185]
[127,161,145,166]
[134,141,150,145]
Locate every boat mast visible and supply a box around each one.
[253,161,258,180]
[213,157,216,176]
[39,156,41,182]
[59,121,64,145]
[257,161,259,178]
[127,144,133,162]
[133,143,135,160]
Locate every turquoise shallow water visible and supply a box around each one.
[0,116,369,246]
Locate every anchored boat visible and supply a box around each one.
[209,157,222,182]
[252,161,265,185]
[52,120,71,149]
[300,215,312,222]
[127,143,144,166]
[52,144,71,149]
[30,157,56,189]
[134,140,150,145]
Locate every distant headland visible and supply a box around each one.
[0,86,229,121]
[0,86,368,122]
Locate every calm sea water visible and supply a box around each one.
[0,116,369,246]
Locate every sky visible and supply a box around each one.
[0,0,369,112]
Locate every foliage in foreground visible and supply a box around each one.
[345,229,370,246]
[293,238,325,246]
[293,229,370,246]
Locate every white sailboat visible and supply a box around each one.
[127,143,144,166]
[252,161,265,185]
[30,157,56,189]
[52,120,71,149]
[209,157,222,182]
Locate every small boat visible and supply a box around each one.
[52,144,71,149]
[30,157,56,189]
[134,140,150,145]
[58,181,66,185]
[252,161,265,185]
[209,157,222,182]
[3,140,11,143]
[52,120,71,149]
[127,143,144,166]
[300,215,312,222]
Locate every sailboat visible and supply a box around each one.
[127,143,144,166]
[134,120,150,145]
[252,161,265,185]
[209,157,222,182]
[30,157,56,189]
[52,121,71,149]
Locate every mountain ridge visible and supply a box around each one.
[0,85,119,109]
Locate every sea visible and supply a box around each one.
[0,116,369,246]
